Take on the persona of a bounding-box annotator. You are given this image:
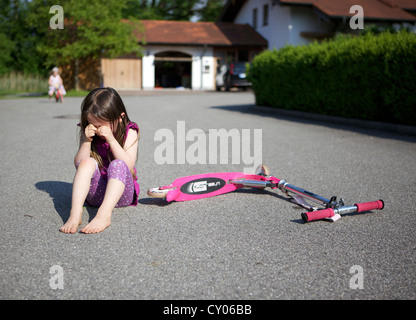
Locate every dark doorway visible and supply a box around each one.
[154,51,192,88]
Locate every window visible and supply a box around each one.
[238,49,249,62]
[252,8,258,29]
[263,4,269,26]
[227,50,236,63]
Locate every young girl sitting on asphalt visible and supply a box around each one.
[60,87,140,234]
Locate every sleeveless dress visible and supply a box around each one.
[48,74,66,95]
[83,122,140,207]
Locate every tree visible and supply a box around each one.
[0,0,47,75]
[195,0,225,22]
[122,0,225,21]
[27,0,142,90]
[0,32,15,76]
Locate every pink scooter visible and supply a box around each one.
[147,165,384,223]
[54,84,63,103]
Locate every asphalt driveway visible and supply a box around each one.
[1,90,415,300]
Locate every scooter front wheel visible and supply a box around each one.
[147,186,177,198]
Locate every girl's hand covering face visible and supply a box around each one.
[96,125,116,143]
[86,114,116,143]
[84,124,97,142]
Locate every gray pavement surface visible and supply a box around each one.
[1,90,415,300]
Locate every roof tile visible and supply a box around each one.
[134,20,267,47]
[279,0,416,21]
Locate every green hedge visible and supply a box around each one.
[248,31,416,126]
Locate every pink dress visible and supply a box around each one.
[48,75,66,95]
[82,122,140,207]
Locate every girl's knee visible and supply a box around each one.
[76,157,98,170]
[109,159,128,170]
[108,159,131,181]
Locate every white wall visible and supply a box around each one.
[191,46,215,90]
[289,6,333,46]
[142,54,155,89]
[234,0,291,50]
[142,45,215,90]
[233,0,333,50]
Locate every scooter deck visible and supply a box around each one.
[165,172,269,202]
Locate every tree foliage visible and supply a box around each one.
[196,0,225,22]
[122,0,224,21]
[0,0,45,75]
[27,0,142,67]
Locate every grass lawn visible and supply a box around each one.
[0,72,89,99]
[0,89,89,99]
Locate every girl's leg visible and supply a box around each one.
[48,87,54,100]
[81,160,134,234]
[80,178,125,234]
[60,158,97,233]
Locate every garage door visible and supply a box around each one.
[102,58,142,90]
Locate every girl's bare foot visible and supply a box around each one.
[80,214,111,234]
[60,214,82,234]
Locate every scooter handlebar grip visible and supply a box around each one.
[301,208,334,223]
[355,200,384,212]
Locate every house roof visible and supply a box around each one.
[219,0,416,22]
[278,0,416,21]
[134,20,267,47]
[389,0,416,11]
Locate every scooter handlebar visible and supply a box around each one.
[301,208,334,223]
[301,199,384,223]
[355,200,384,212]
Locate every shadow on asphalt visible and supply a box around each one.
[211,104,416,143]
[35,181,102,225]
[35,181,72,223]
[138,197,172,206]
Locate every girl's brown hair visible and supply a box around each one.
[79,87,138,174]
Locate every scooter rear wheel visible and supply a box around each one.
[255,164,270,176]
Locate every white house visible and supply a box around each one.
[101,20,267,91]
[218,0,416,50]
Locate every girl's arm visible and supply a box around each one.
[74,140,92,167]
[97,127,138,170]
[74,124,97,166]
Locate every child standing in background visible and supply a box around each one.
[60,87,140,234]
[48,67,66,102]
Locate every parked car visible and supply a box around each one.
[215,62,251,91]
